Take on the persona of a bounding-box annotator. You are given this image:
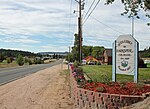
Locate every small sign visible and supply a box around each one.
[112,35,139,83]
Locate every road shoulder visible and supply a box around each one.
[0,64,74,109]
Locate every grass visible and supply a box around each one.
[82,65,150,83]
[0,61,18,68]
[147,63,150,68]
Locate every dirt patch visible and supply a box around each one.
[0,64,75,109]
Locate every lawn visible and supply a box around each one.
[147,63,150,68]
[82,65,150,83]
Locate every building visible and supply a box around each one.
[103,49,112,65]
[83,56,99,64]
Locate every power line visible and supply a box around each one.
[68,0,74,46]
[83,0,96,20]
[83,11,125,34]
[68,0,79,46]
[83,0,101,25]
[69,0,73,37]
[91,16,125,34]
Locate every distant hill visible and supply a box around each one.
[39,52,68,55]
[0,49,40,57]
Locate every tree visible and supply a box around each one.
[92,46,105,58]
[82,46,93,58]
[67,45,105,62]
[17,54,24,66]
[139,46,150,58]
[0,54,5,62]
[71,33,79,62]
[66,53,74,62]
[106,0,150,25]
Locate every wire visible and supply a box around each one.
[83,11,125,34]
[83,0,101,25]
[69,0,73,36]
[83,0,96,20]
[91,16,125,34]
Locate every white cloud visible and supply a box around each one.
[0,35,40,43]
[40,44,68,52]
[0,0,149,52]
[82,0,150,50]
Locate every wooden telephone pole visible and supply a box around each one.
[75,0,84,63]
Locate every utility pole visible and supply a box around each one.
[75,0,84,63]
[131,15,134,37]
[68,46,71,70]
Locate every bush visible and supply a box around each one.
[6,57,11,64]
[17,54,24,66]
[74,61,81,68]
[73,67,83,75]
[24,57,29,64]
[96,61,101,65]
[28,59,32,65]
[0,54,5,62]
[33,58,43,64]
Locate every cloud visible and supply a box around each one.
[0,0,149,52]
[82,0,150,50]
[0,35,40,43]
[40,44,68,52]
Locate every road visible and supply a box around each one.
[0,59,63,85]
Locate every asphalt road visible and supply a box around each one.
[0,59,63,85]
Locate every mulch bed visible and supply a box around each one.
[81,82,150,96]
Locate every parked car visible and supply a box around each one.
[87,61,96,65]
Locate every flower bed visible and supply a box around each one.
[69,64,150,109]
[82,82,150,96]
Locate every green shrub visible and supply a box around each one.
[6,57,11,64]
[17,54,24,66]
[33,58,43,64]
[24,57,29,64]
[97,62,101,65]
[74,61,81,68]
[28,59,32,65]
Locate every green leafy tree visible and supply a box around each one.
[139,46,150,58]
[82,46,93,58]
[92,46,105,58]
[0,54,5,62]
[106,0,150,25]
[66,53,74,62]
[17,54,24,66]
[72,33,79,61]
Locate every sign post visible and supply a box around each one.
[112,35,139,83]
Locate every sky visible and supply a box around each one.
[0,0,149,53]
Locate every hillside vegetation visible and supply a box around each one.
[140,47,150,58]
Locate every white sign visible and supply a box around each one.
[112,34,139,83]
[116,35,135,75]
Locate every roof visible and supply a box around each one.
[83,56,98,62]
[104,49,112,57]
